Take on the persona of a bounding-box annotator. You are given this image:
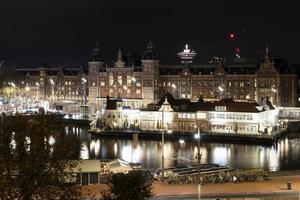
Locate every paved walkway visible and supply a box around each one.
[81,175,300,198]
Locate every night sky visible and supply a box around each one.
[1,0,300,66]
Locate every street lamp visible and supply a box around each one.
[25,85,30,92]
[25,85,30,109]
[196,126,202,200]
[81,77,87,104]
[161,106,165,183]
[49,78,55,108]
[35,82,40,100]
[218,86,224,92]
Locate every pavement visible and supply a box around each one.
[81,175,300,199]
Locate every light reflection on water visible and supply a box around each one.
[72,127,300,171]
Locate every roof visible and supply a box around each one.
[106,96,123,110]
[89,42,104,62]
[143,41,158,60]
[16,66,88,76]
[65,160,101,173]
[154,93,268,113]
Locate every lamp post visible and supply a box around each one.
[81,77,87,104]
[35,82,40,101]
[195,126,202,200]
[25,84,30,109]
[49,79,55,108]
[161,106,165,183]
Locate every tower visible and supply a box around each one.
[177,44,197,65]
[141,41,159,106]
[177,44,196,99]
[88,42,104,105]
[255,45,279,105]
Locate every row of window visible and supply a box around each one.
[108,89,141,95]
[178,113,196,119]
[208,113,253,120]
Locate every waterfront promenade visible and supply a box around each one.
[81,175,300,199]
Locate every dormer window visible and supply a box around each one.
[215,106,226,111]
[181,105,187,110]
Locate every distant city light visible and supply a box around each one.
[179,139,185,144]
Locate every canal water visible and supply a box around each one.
[67,127,300,171]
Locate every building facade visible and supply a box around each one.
[104,93,279,135]
[15,42,298,112]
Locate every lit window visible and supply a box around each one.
[127,75,132,86]
[109,73,114,86]
[92,82,96,86]
[136,89,141,94]
[118,75,122,85]
[101,82,105,86]
[216,113,225,119]
[197,113,206,119]
[215,106,226,111]
[136,82,141,87]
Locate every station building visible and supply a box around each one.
[15,42,298,114]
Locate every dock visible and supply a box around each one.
[88,129,280,145]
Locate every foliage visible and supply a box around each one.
[0,115,81,200]
[101,170,153,200]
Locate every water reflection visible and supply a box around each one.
[70,127,300,171]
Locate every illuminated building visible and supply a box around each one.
[15,42,297,112]
[103,93,279,135]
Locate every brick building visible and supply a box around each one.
[15,42,298,112]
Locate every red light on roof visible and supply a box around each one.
[235,47,240,53]
[228,32,236,40]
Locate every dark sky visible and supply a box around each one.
[1,0,300,66]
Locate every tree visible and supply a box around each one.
[0,115,81,200]
[101,171,153,200]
